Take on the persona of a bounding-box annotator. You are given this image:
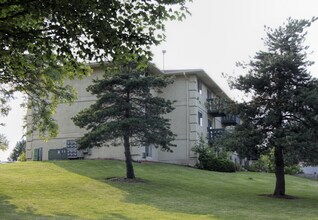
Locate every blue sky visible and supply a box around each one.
[1,0,318,160]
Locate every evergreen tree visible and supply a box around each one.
[72,62,176,179]
[222,18,318,197]
[9,139,26,161]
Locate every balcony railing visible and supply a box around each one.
[221,115,240,126]
[206,98,226,117]
[207,128,226,143]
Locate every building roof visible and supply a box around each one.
[163,69,230,99]
[90,63,230,99]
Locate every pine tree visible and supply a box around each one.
[223,18,318,197]
[72,62,176,179]
[9,140,26,161]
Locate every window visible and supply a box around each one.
[198,112,203,126]
[197,80,202,94]
[145,145,152,157]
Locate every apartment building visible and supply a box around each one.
[26,64,239,166]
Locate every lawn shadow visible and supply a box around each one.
[0,194,46,219]
[51,160,227,217]
[0,194,82,220]
[259,194,299,200]
[51,160,318,220]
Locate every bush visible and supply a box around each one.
[207,157,236,172]
[285,164,301,175]
[246,160,267,172]
[246,153,301,175]
[192,135,236,173]
[198,154,236,173]
[18,151,26,162]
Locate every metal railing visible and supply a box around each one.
[206,98,226,117]
[207,127,226,143]
[221,115,240,125]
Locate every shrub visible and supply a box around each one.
[246,153,301,175]
[206,157,236,172]
[198,154,236,172]
[285,164,301,175]
[18,152,26,162]
[246,160,267,172]
[192,135,236,173]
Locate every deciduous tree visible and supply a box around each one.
[0,0,188,138]
[0,134,8,153]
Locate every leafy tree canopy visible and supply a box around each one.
[219,17,318,196]
[0,134,8,152]
[0,0,188,139]
[72,61,176,178]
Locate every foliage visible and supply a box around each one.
[192,135,212,169]
[246,151,301,175]
[17,151,26,162]
[205,157,236,173]
[284,164,302,175]
[247,157,274,173]
[192,135,236,172]
[0,134,8,152]
[0,0,189,139]
[192,135,216,169]
[72,61,176,178]
[223,18,318,196]
[247,160,267,173]
[9,139,26,161]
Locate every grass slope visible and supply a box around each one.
[0,160,317,220]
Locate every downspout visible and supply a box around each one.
[183,72,190,164]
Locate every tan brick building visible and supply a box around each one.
[26,64,240,165]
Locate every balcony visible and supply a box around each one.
[207,128,226,143]
[221,115,240,126]
[206,98,226,117]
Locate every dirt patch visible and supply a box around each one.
[259,194,298,200]
[105,177,147,183]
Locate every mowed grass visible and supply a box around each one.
[0,160,318,220]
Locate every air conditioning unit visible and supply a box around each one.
[66,140,79,159]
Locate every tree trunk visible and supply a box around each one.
[123,133,135,179]
[122,90,135,179]
[273,146,285,196]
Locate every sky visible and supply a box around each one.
[152,0,318,97]
[1,0,318,160]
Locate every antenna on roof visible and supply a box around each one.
[162,50,166,72]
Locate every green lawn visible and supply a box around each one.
[0,160,317,219]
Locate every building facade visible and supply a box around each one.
[26,65,240,166]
